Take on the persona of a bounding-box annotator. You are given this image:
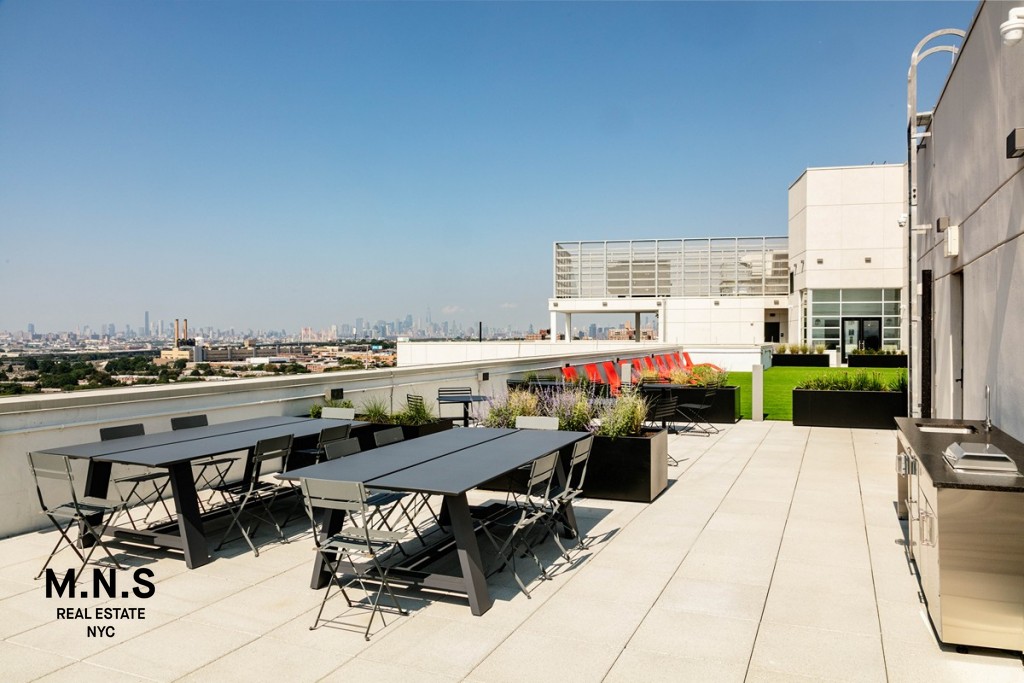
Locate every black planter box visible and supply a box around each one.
[847,355,908,368]
[641,384,741,424]
[354,419,452,450]
[792,389,907,429]
[772,353,829,367]
[582,428,668,503]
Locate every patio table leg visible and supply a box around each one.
[167,463,210,568]
[446,492,493,616]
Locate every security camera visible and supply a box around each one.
[897,214,909,228]
[1001,8,1024,46]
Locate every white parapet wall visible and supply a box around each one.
[685,346,774,372]
[396,340,674,366]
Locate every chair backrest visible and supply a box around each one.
[99,423,145,441]
[317,424,352,449]
[682,352,696,369]
[406,394,425,411]
[374,426,405,447]
[323,438,362,460]
[321,406,356,420]
[301,479,370,541]
[515,415,559,430]
[26,452,78,510]
[601,361,622,396]
[582,364,603,383]
[561,366,579,382]
[649,392,678,422]
[664,355,680,371]
[171,414,208,431]
[672,352,685,368]
[642,357,655,372]
[525,451,560,500]
[654,355,670,375]
[438,387,472,398]
[250,434,293,483]
[566,435,594,492]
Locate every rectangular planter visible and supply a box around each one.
[354,419,452,450]
[772,353,829,367]
[641,384,740,424]
[792,389,907,429]
[847,354,908,368]
[582,428,668,503]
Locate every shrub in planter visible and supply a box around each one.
[354,395,451,449]
[584,389,668,503]
[792,370,907,428]
[482,389,541,428]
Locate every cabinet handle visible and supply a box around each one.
[921,511,936,547]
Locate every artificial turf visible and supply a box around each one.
[728,366,907,421]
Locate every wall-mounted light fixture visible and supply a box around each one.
[865,257,872,263]
[816,258,823,265]
[1007,128,1024,158]
[1001,7,1024,46]
[936,216,950,233]
[944,224,961,257]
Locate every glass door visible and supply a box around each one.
[843,319,860,362]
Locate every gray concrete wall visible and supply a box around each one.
[916,0,1024,439]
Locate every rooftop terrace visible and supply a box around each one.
[3,421,1021,682]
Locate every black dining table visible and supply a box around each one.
[32,416,364,569]
[282,426,589,615]
[436,394,488,427]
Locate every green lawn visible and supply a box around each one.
[729,367,907,421]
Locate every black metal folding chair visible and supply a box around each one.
[322,439,416,553]
[643,391,681,464]
[171,414,238,513]
[292,423,352,465]
[101,424,173,529]
[27,452,128,579]
[213,434,294,557]
[677,387,720,437]
[482,450,560,598]
[371,427,442,540]
[438,386,475,427]
[302,478,408,640]
[544,435,594,560]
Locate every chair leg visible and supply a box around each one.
[35,517,87,580]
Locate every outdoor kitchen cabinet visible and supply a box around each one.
[896,418,1024,653]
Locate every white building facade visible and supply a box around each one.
[913,0,1024,435]
[788,164,908,362]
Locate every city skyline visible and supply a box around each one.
[0,1,974,331]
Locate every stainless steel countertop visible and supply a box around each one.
[896,417,1024,492]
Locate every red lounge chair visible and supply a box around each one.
[601,361,622,397]
[631,358,645,381]
[672,351,685,368]
[562,366,579,382]
[663,354,681,372]
[642,357,656,372]
[682,351,724,373]
[654,355,671,379]
[583,363,603,384]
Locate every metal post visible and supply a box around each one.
[752,364,764,422]
[906,29,964,419]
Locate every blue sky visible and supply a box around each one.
[0,0,975,334]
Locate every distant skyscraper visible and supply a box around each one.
[355,317,364,335]
[27,323,35,336]
[144,311,150,336]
